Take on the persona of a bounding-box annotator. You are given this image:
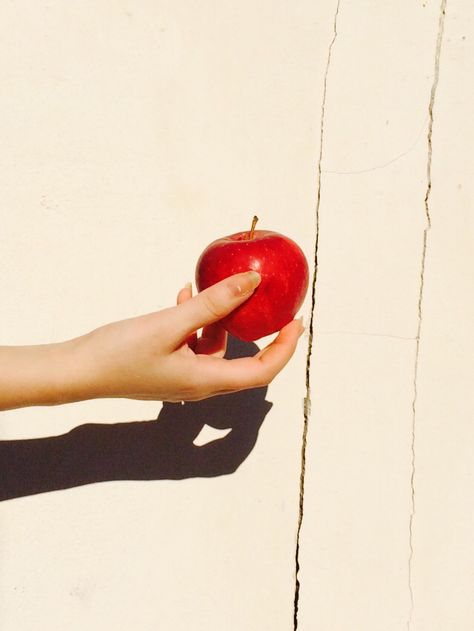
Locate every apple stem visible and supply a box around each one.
[249,215,258,239]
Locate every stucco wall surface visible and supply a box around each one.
[1,2,472,630]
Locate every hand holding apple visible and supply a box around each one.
[195,217,309,341]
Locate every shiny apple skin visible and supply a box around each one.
[195,229,309,341]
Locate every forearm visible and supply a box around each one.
[0,338,94,411]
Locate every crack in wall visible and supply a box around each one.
[407,1,447,630]
[316,329,416,341]
[293,2,341,629]
[323,114,429,175]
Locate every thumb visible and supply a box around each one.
[172,271,261,343]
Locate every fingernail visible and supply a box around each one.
[247,270,261,288]
[297,316,305,334]
[231,271,261,296]
[184,282,192,290]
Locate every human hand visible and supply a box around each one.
[76,271,305,403]
[0,272,304,410]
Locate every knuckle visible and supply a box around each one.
[201,293,224,319]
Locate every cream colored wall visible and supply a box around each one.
[0,2,472,630]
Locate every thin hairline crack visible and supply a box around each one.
[407,1,447,630]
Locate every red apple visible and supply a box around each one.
[195,216,309,341]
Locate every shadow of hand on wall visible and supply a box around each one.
[0,337,272,502]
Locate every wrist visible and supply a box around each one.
[22,338,89,407]
[0,336,98,411]
[38,336,97,407]
[55,333,102,405]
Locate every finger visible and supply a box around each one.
[171,271,261,345]
[195,323,228,357]
[176,283,197,349]
[178,284,226,355]
[176,283,193,305]
[196,319,304,392]
[253,318,304,363]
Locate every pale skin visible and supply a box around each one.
[0,271,304,412]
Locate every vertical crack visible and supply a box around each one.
[293,2,341,629]
[407,2,447,629]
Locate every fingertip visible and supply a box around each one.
[228,270,261,297]
[246,270,261,288]
[296,316,305,336]
[278,318,305,341]
[284,318,305,342]
[177,283,193,305]
[255,320,302,367]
